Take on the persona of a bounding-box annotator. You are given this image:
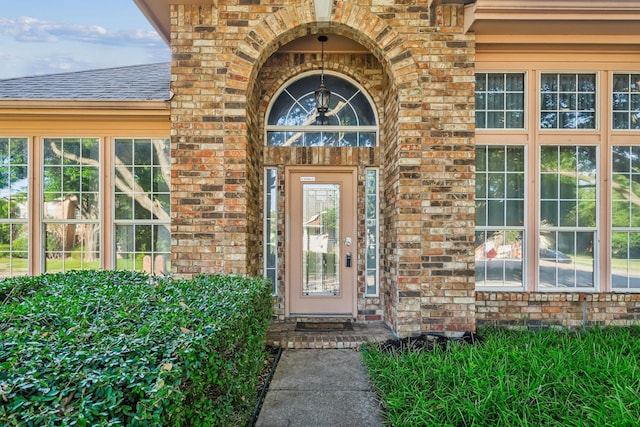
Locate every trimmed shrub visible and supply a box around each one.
[0,270,273,426]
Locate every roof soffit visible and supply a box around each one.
[135,0,213,45]
[465,0,640,39]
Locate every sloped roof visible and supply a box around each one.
[0,63,171,101]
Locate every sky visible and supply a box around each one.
[0,0,170,79]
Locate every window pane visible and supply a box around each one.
[487,201,505,226]
[475,145,525,287]
[475,230,523,287]
[487,146,506,171]
[0,221,28,278]
[539,145,597,289]
[612,73,640,131]
[43,138,100,273]
[476,112,486,128]
[476,92,486,110]
[539,231,594,289]
[267,74,377,146]
[506,73,524,91]
[488,173,505,198]
[365,169,379,296]
[476,73,487,91]
[612,146,640,289]
[115,224,170,275]
[475,200,486,226]
[0,138,29,221]
[476,73,525,129]
[114,139,170,223]
[505,112,524,128]
[611,232,640,290]
[45,222,100,273]
[540,73,596,129]
[507,173,525,198]
[506,200,524,226]
[487,92,504,110]
[487,112,504,128]
[113,138,171,274]
[264,168,278,294]
[540,201,558,226]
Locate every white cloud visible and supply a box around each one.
[29,55,91,75]
[0,16,164,47]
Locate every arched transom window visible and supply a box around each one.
[266,72,378,147]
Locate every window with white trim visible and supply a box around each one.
[612,73,640,130]
[365,168,379,296]
[43,138,100,272]
[0,138,29,278]
[475,145,525,287]
[540,73,596,129]
[475,68,640,292]
[114,138,171,275]
[539,145,597,289]
[475,73,525,129]
[264,168,278,294]
[611,145,640,289]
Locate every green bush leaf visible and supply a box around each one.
[0,271,272,426]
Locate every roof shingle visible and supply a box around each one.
[0,63,170,101]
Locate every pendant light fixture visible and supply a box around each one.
[314,35,331,124]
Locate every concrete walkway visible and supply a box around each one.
[255,349,384,427]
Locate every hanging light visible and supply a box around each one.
[314,35,330,124]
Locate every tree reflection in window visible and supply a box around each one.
[612,73,640,130]
[475,145,525,287]
[0,138,29,277]
[43,138,101,272]
[539,145,597,288]
[540,73,596,129]
[266,73,377,147]
[114,138,171,275]
[611,145,640,289]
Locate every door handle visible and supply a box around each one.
[345,252,352,268]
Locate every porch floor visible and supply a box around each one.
[266,321,395,349]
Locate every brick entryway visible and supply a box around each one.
[266,321,394,349]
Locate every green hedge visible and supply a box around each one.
[0,271,273,426]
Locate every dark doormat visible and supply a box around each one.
[295,321,353,332]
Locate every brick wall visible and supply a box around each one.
[169,0,476,336]
[477,292,640,329]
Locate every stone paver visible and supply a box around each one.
[255,349,384,427]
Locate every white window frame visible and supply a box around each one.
[112,137,171,275]
[610,144,640,291]
[611,72,640,131]
[0,137,30,278]
[474,144,527,290]
[41,137,102,274]
[475,71,528,130]
[537,144,600,291]
[264,167,278,295]
[365,168,380,297]
[538,71,600,131]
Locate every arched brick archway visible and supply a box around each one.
[225,3,420,103]
[169,0,476,336]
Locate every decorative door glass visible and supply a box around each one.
[302,183,340,296]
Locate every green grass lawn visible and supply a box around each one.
[364,327,640,426]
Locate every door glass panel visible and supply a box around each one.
[302,183,340,296]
